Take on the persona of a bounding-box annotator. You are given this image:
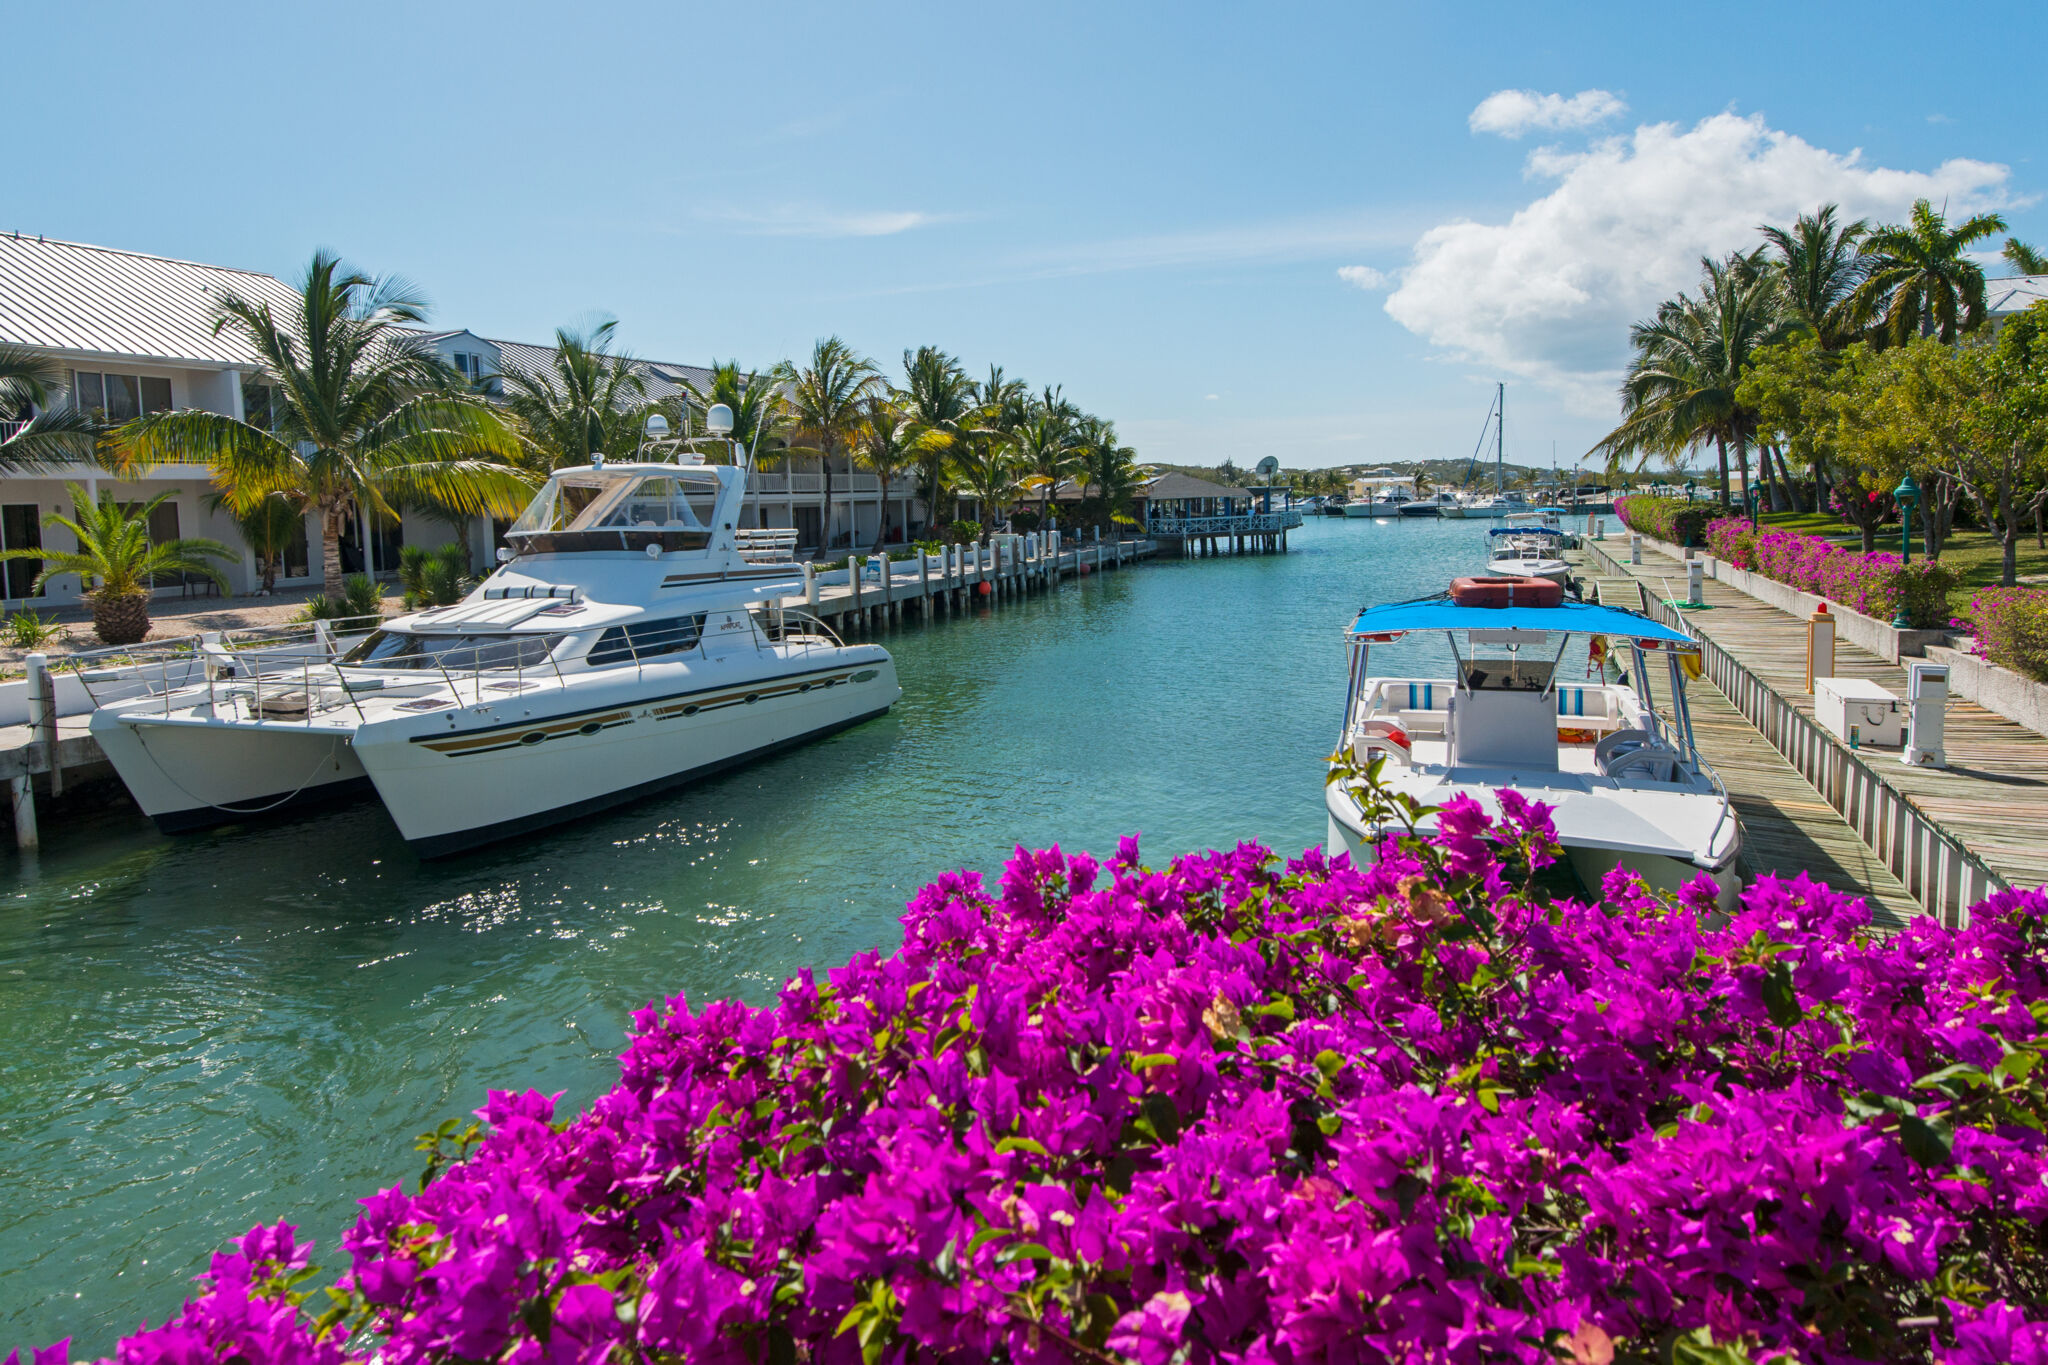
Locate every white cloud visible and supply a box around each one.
[1469,89,1627,138]
[1338,265,1390,290]
[1382,111,2017,413]
[1205,393,1220,400]
[700,205,955,238]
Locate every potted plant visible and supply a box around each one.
[0,484,235,644]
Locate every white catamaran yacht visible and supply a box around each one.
[89,458,901,855]
[1325,578,1740,909]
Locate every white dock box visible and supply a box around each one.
[1815,677,1905,748]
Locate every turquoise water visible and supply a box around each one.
[0,514,1494,1354]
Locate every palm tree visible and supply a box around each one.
[772,337,882,552]
[500,319,649,470]
[898,346,982,531]
[1760,204,1869,350]
[0,485,235,644]
[0,343,96,474]
[954,431,1025,531]
[851,395,918,552]
[115,251,531,595]
[2003,238,2048,276]
[1013,411,1084,525]
[1853,199,2008,346]
[679,361,786,465]
[1071,418,1142,529]
[214,489,311,592]
[1592,252,1791,509]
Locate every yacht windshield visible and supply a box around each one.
[507,469,723,552]
[342,630,559,671]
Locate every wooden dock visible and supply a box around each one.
[1574,536,2048,923]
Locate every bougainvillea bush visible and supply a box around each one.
[1613,496,1727,548]
[1960,587,2048,682]
[1706,518,1958,629]
[20,793,2048,1365]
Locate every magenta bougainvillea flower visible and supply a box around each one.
[14,798,2048,1365]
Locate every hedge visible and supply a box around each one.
[1701,517,1957,629]
[1612,495,1729,548]
[1962,587,2048,682]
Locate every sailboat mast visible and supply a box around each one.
[1495,382,1504,494]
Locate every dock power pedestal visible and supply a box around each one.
[1903,662,1949,769]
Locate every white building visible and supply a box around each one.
[0,234,926,610]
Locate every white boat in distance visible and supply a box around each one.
[1325,584,1740,909]
[1486,511,1570,585]
[89,459,901,856]
[1397,492,1457,518]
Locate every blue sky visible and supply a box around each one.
[6,0,2038,474]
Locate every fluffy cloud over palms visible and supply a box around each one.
[1382,111,2014,411]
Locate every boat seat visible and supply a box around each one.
[1554,686,1625,733]
[1369,680,1451,734]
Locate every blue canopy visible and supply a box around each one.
[1487,525,1564,538]
[1347,596,1697,645]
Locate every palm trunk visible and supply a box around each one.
[320,504,348,597]
[819,447,836,552]
[1716,436,1730,506]
[1735,434,1752,525]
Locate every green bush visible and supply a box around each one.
[946,519,982,544]
[1613,495,1731,547]
[4,609,60,648]
[298,594,345,621]
[1965,587,2048,681]
[342,574,382,619]
[397,544,432,603]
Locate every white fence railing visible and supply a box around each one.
[1147,511,1304,536]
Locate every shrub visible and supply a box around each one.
[341,574,382,620]
[296,594,345,621]
[1962,587,2048,681]
[4,609,61,648]
[66,790,2048,1365]
[1745,527,1958,628]
[947,518,983,544]
[1612,495,1729,547]
[1703,515,1756,569]
[397,544,432,604]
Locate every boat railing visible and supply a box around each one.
[60,617,384,715]
[749,605,844,659]
[735,528,800,564]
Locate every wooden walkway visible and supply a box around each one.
[1577,560,1920,927]
[1577,538,2048,920]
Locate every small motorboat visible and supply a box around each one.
[1324,576,1740,908]
[1485,520,1569,585]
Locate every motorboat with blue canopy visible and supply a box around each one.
[1485,511,1569,584]
[1326,589,1740,909]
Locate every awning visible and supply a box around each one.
[1347,596,1698,646]
[1487,525,1564,538]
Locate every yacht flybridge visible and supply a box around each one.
[1325,578,1740,908]
[88,460,900,855]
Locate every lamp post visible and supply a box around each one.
[1684,478,1695,505]
[1891,472,1920,629]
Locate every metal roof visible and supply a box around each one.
[487,337,715,404]
[0,233,303,369]
[1985,274,2048,317]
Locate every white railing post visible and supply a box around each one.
[804,560,819,609]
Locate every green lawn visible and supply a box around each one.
[1757,511,2048,616]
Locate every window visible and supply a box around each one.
[2,504,42,599]
[72,370,173,421]
[586,615,706,666]
[240,378,277,430]
[120,499,195,589]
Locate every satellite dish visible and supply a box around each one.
[1255,456,1280,483]
[705,403,735,437]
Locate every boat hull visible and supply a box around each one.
[89,710,370,832]
[354,651,902,856]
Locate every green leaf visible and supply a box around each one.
[1760,964,1803,1029]
[994,1241,1055,1265]
[1899,1113,1955,1167]
[1251,997,1296,1022]
[964,1225,1010,1254]
[1313,1049,1345,1078]
[994,1136,1048,1157]
[1128,1053,1177,1071]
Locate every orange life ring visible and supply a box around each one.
[1448,575,1563,609]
